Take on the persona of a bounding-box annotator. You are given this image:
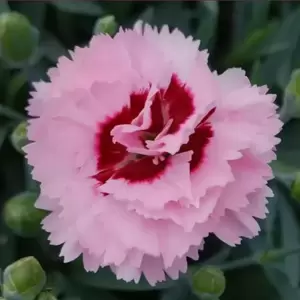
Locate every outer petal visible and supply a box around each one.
[126,187,222,232]
[134,22,200,81]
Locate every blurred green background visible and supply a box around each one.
[1,1,300,299]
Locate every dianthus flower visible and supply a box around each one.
[25,22,283,285]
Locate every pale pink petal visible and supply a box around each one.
[25,22,282,286]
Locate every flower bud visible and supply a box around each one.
[3,192,47,237]
[37,292,57,300]
[2,256,46,300]
[287,69,300,97]
[291,172,300,203]
[0,12,39,66]
[257,249,281,264]
[93,15,117,36]
[280,69,300,122]
[192,266,226,299]
[10,121,28,154]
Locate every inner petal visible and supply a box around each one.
[179,108,216,172]
[94,90,150,183]
[94,106,131,171]
[111,89,166,156]
[163,74,195,134]
[113,156,170,183]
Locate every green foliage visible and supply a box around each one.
[1,1,300,300]
[36,291,58,300]
[50,1,103,16]
[10,121,28,154]
[93,15,117,36]
[3,192,46,237]
[192,266,226,299]
[3,257,47,300]
[0,12,39,67]
[291,173,300,202]
[68,260,176,291]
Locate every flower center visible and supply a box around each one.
[93,74,215,185]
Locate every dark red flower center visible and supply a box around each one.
[93,74,215,184]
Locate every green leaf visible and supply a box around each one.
[225,21,280,66]
[50,1,103,17]
[255,7,300,88]
[277,184,300,287]
[250,60,262,85]
[14,2,46,28]
[25,58,51,82]
[0,104,25,121]
[276,119,300,169]
[271,161,299,191]
[40,32,69,63]
[68,260,177,291]
[0,220,16,270]
[0,0,10,13]
[5,70,27,107]
[264,267,300,299]
[248,1,270,33]
[232,1,253,45]
[151,2,191,36]
[195,1,219,50]
[161,280,198,300]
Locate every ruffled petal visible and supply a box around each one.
[99,152,193,209]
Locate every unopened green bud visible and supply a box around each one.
[3,257,46,300]
[280,69,300,122]
[93,15,117,36]
[287,69,300,97]
[291,172,300,202]
[192,266,226,299]
[11,121,28,154]
[37,291,57,300]
[258,250,281,264]
[3,192,47,237]
[0,12,39,66]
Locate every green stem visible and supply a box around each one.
[269,246,300,260]
[0,105,26,121]
[218,256,255,271]
[189,246,300,274]
[221,246,300,271]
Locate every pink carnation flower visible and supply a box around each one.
[25,22,283,285]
